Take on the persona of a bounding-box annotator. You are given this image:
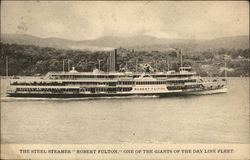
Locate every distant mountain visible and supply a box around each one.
[80,35,170,47]
[1,33,249,51]
[0,33,113,51]
[201,36,249,49]
[1,33,74,49]
[126,35,250,52]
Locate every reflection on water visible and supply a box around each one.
[1,78,249,144]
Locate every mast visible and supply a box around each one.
[106,58,109,72]
[167,60,170,71]
[63,59,65,72]
[6,56,8,77]
[135,59,137,72]
[223,54,227,85]
[6,55,8,88]
[180,49,183,68]
[224,61,227,84]
[224,62,227,78]
[164,60,166,71]
[155,60,157,72]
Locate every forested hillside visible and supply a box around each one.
[2,34,249,51]
[0,43,249,77]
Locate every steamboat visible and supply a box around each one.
[6,49,227,98]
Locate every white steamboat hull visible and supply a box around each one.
[181,87,228,95]
[8,87,227,98]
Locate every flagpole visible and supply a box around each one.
[167,60,170,71]
[135,59,137,73]
[225,61,227,85]
[6,55,8,89]
[223,55,227,85]
[180,49,183,68]
[63,59,65,72]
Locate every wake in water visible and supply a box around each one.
[1,95,159,102]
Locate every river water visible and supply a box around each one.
[0,78,249,144]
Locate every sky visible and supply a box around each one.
[1,1,249,40]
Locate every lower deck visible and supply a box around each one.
[8,87,227,98]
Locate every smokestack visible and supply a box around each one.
[109,49,117,72]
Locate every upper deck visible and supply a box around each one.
[8,67,198,86]
[44,69,197,80]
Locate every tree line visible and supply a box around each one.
[0,42,249,77]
